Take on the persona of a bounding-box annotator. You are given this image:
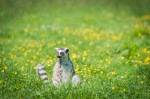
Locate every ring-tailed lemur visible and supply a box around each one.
[36,48,81,87]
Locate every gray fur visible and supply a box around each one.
[36,48,81,87]
[53,48,81,87]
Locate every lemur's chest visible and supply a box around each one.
[60,60,73,72]
[60,60,73,82]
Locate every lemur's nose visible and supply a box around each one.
[57,56,61,58]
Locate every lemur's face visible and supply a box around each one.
[55,48,69,58]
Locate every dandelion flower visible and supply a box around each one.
[23,73,27,76]
[100,71,103,74]
[140,81,144,84]
[4,66,8,70]
[1,70,4,73]
[112,86,115,90]
[14,72,17,75]
[111,71,116,76]
[143,48,147,53]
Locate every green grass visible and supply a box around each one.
[0,0,150,98]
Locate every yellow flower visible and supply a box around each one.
[78,41,82,44]
[23,73,27,76]
[33,67,36,70]
[36,52,39,56]
[88,69,91,72]
[140,81,144,84]
[89,42,93,46]
[141,15,150,20]
[121,89,126,93]
[24,52,28,56]
[21,66,24,71]
[72,53,77,59]
[1,70,4,73]
[24,28,29,32]
[41,60,45,64]
[33,55,37,60]
[38,47,42,51]
[143,48,147,53]
[104,65,108,68]
[82,57,86,60]
[137,54,140,57]
[90,65,93,69]
[111,71,116,76]
[30,60,33,63]
[14,72,17,75]
[4,66,8,70]
[112,86,115,90]
[83,51,87,56]
[106,51,109,54]
[100,71,103,74]
[138,33,142,37]
[121,76,124,78]
[15,63,18,66]
[123,89,126,92]
[46,55,50,59]
[106,44,110,47]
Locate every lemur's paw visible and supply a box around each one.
[72,74,81,86]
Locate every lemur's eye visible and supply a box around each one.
[60,52,64,55]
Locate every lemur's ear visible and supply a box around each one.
[65,48,69,53]
[55,48,59,51]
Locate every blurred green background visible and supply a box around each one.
[0,0,150,98]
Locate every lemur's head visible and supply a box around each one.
[55,48,69,59]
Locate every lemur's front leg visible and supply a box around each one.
[72,67,81,85]
[72,74,81,86]
[72,64,81,85]
[52,61,61,87]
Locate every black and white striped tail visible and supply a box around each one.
[36,64,48,83]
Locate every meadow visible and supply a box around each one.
[0,0,150,98]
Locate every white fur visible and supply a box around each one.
[72,75,81,85]
[41,75,48,79]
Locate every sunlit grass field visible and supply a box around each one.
[0,0,150,98]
